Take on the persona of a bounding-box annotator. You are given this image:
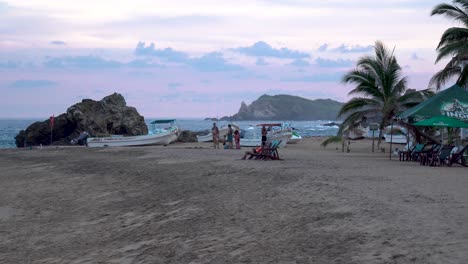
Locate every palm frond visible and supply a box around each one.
[437,27,468,49]
[320,136,342,148]
[428,62,461,90]
[436,39,468,62]
[431,3,468,27]
[397,89,434,104]
[456,61,468,86]
[337,98,380,117]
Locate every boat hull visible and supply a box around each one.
[197,125,240,142]
[287,132,302,144]
[87,131,178,147]
[384,134,407,144]
[240,132,291,148]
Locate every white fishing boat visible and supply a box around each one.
[384,134,407,144]
[240,123,292,148]
[87,119,179,147]
[288,131,302,144]
[383,126,408,144]
[281,123,302,144]
[196,124,240,142]
[343,124,369,140]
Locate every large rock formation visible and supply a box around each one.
[221,94,344,121]
[15,93,148,147]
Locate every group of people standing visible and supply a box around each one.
[211,123,240,149]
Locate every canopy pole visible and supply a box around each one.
[389,120,394,160]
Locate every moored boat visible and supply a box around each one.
[288,131,302,144]
[87,119,179,147]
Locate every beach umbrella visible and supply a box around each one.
[413,116,468,128]
[413,115,468,143]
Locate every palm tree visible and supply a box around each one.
[430,0,468,90]
[324,41,433,148]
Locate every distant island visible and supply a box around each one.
[209,94,344,121]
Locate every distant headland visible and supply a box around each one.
[206,94,344,121]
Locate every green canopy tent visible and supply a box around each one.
[398,84,468,123]
[390,84,468,155]
[413,116,468,143]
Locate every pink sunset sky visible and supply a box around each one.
[0,0,456,118]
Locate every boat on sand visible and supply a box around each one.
[87,119,179,147]
[240,123,292,148]
[197,124,240,142]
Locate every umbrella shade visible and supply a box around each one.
[413,116,468,128]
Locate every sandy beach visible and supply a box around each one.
[0,138,467,263]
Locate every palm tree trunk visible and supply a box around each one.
[377,122,385,149]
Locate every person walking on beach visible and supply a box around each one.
[227,124,234,149]
[261,125,267,146]
[212,123,219,149]
[234,130,241,149]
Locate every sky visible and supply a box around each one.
[0,0,457,118]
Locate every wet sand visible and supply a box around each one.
[0,138,467,263]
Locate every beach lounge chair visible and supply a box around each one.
[259,140,282,160]
[241,140,281,160]
[409,143,427,161]
[399,144,416,161]
[419,144,441,166]
[412,143,440,162]
[426,145,454,166]
[242,142,271,160]
[447,145,468,167]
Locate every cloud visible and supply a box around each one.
[43,55,161,69]
[332,44,373,53]
[134,42,243,71]
[233,41,310,58]
[126,59,162,68]
[50,40,66,45]
[315,57,354,68]
[168,82,182,89]
[318,43,328,52]
[256,57,268,66]
[0,61,19,69]
[9,79,58,88]
[188,52,243,72]
[44,55,121,69]
[134,41,188,62]
[289,59,310,67]
[281,72,344,83]
[411,53,423,60]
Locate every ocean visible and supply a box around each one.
[0,118,339,148]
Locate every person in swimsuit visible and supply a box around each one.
[212,123,219,149]
[234,130,240,149]
[227,124,234,149]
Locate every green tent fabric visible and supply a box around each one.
[413,116,468,128]
[398,84,468,123]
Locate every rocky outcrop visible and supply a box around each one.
[15,93,148,147]
[221,94,344,121]
[177,130,198,143]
